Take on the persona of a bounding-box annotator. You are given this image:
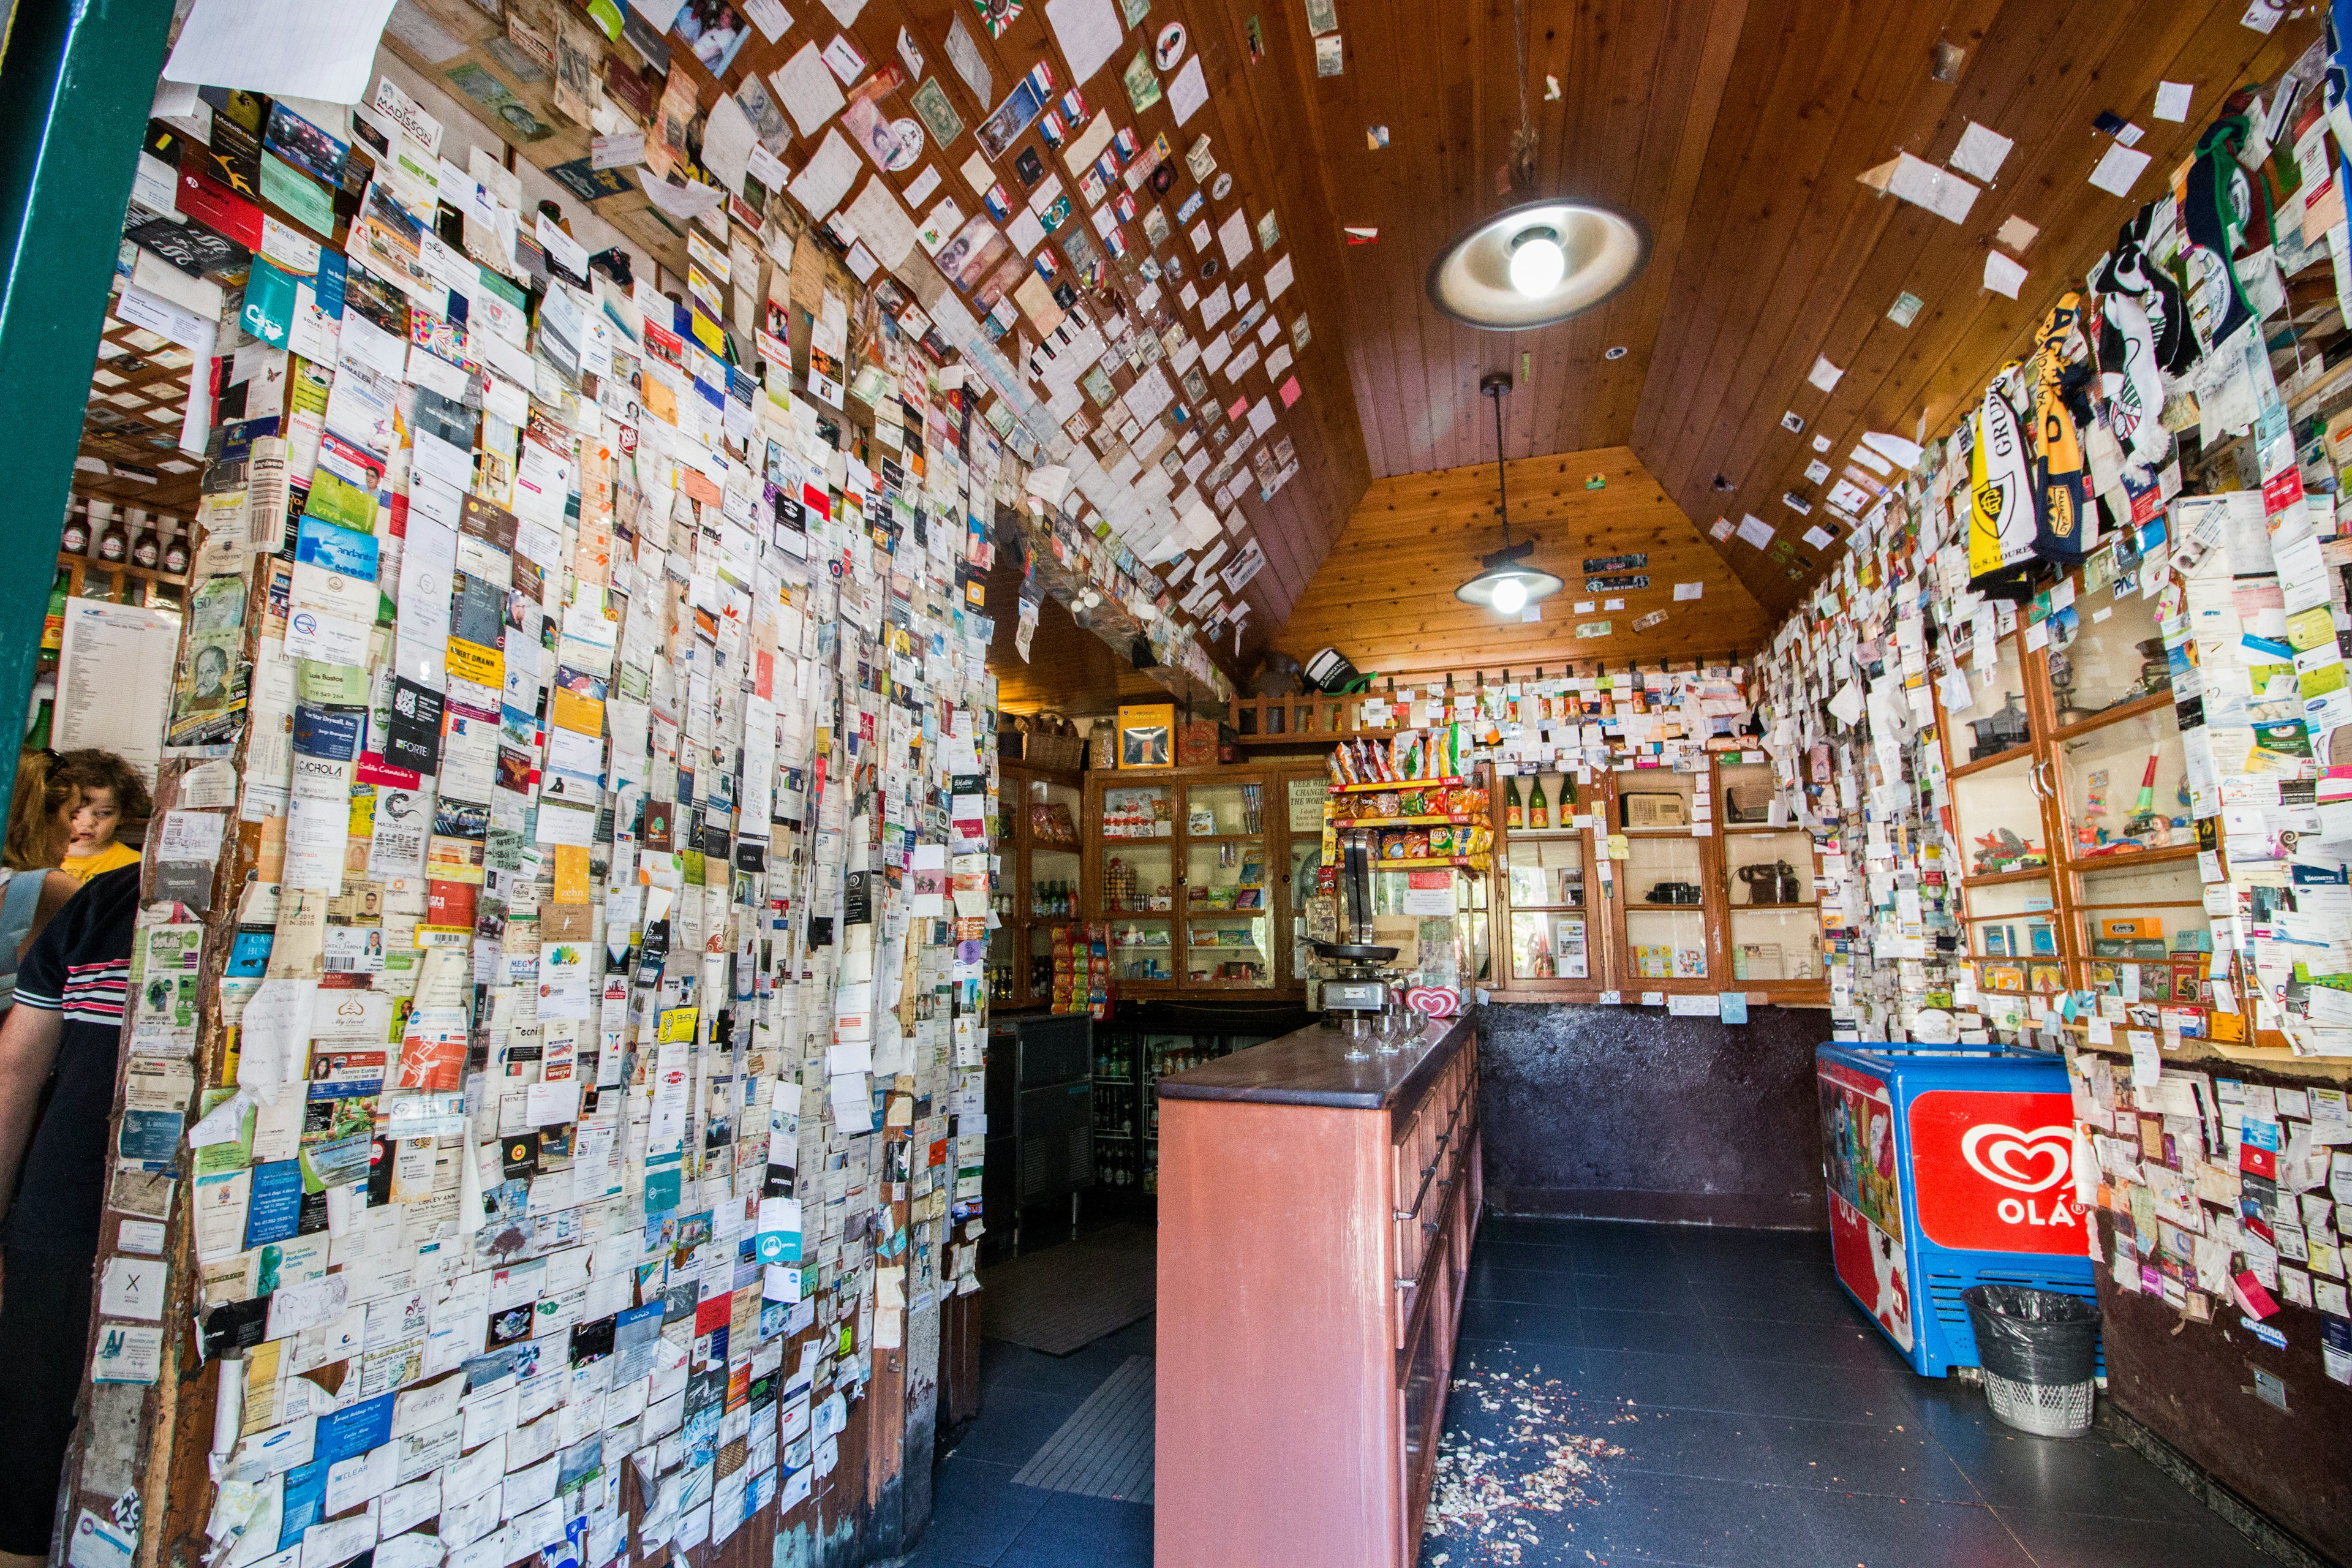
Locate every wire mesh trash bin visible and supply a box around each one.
[1963,1284,2101,1437]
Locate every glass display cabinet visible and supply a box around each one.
[991,760,1088,1007]
[1932,538,2217,1042]
[1284,775,1331,986]
[1023,769,1085,1000]
[1616,771,1711,987]
[1179,781,1272,987]
[2054,705,2195,863]
[1960,874,2065,999]
[1504,827,1590,981]
[1099,780,1177,986]
[1944,619,2034,767]
[1085,766,1317,998]
[1716,757,1820,986]
[2043,572,2171,731]
[2076,858,2213,1013]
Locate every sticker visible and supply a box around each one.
[1155,23,1187,69]
[887,118,925,170]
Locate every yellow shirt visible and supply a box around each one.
[62,841,141,880]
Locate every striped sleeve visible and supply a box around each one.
[59,959,129,1026]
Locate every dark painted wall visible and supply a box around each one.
[1477,1002,1831,1229]
[2089,1053,2352,1567]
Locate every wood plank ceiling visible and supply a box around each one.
[1270,0,2320,635]
[74,0,2319,685]
[1275,446,1776,679]
[1292,0,1749,477]
[1634,0,2315,617]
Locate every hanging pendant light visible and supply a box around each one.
[1456,372,1563,614]
[1428,200,1649,331]
[1425,1,1645,330]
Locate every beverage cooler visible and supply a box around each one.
[1815,1043,2100,1377]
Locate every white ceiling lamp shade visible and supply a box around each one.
[1455,372,1564,614]
[1427,198,1650,331]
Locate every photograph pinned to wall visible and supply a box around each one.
[976,71,1050,159]
[1222,536,1267,591]
[443,64,556,140]
[676,0,752,75]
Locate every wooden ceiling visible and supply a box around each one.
[1635,0,2316,616]
[1262,0,2321,637]
[1273,447,1775,679]
[1290,0,1747,478]
[85,0,2320,686]
[72,315,206,527]
[984,545,1166,717]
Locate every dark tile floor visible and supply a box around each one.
[908,1218,2276,1567]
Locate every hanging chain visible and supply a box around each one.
[1509,0,1539,190]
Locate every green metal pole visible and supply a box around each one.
[0,0,177,821]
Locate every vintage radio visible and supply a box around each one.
[1621,791,1689,829]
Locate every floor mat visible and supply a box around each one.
[979,1223,1157,1355]
[1011,1355,1156,1503]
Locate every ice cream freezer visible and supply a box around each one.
[1816,1042,2101,1378]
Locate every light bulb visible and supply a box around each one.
[1508,230,1566,298]
[1490,575,1528,614]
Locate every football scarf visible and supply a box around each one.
[2180,115,2263,353]
[2030,293,2093,565]
[2090,285,2170,470]
[1967,368,2038,601]
[2093,208,2195,377]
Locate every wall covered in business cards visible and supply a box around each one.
[64,37,1041,1568]
[1742,30,2352,1558]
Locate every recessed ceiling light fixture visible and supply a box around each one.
[1427,198,1649,331]
[1456,372,1564,615]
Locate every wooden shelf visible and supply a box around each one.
[2049,687,2175,742]
[1332,813,1481,828]
[1949,742,2037,779]
[58,551,193,587]
[1962,865,2056,888]
[1333,775,1467,793]
[2064,842,2202,874]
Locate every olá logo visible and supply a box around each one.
[1959,1123,2073,1193]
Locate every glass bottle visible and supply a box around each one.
[132,508,160,570]
[97,507,129,564]
[1529,775,1550,830]
[1505,774,1523,829]
[41,567,67,652]
[58,503,89,556]
[24,677,54,750]
[161,517,189,576]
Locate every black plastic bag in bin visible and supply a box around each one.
[1963,1284,2101,1385]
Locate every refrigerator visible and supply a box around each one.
[1815,1042,2099,1377]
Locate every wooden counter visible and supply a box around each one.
[1155,1015,1482,1568]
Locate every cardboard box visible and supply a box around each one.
[1115,703,1175,769]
